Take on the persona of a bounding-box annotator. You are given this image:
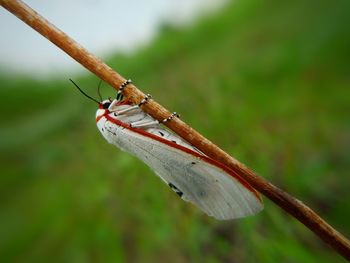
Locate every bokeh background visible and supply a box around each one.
[1,0,349,262]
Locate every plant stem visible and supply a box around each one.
[1,0,349,260]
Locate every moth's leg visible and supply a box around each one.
[110,94,152,115]
[116,79,132,101]
[130,119,159,128]
[138,94,152,107]
[131,111,179,127]
[161,112,180,123]
[112,105,139,115]
[108,99,124,112]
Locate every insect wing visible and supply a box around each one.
[103,122,263,220]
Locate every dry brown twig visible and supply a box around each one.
[1,0,349,260]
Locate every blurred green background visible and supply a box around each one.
[1,0,350,262]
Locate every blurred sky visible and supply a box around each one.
[0,0,226,76]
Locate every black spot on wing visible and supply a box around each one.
[199,191,206,197]
[158,131,164,137]
[168,182,183,197]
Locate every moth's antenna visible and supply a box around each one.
[69,79,100,104]
[97,79,103,101]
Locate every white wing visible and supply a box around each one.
[100,118,263,220]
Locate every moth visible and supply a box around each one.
[71,79,263,220]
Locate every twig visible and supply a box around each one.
[1,0,349,260]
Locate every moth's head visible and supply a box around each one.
[69,79,130,121]
[96,99,112,119]
[99,99,111,110]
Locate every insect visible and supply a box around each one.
[71,79,263,220]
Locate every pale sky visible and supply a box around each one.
[0,0,226,76]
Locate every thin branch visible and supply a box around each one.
[1,0,349,260]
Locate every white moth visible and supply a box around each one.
[93,81,263,220]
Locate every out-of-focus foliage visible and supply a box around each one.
[0,0,349,262]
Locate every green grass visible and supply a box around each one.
[0,0,349,262]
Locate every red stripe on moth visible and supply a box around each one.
[101,112,262,202]
[96,114,104,123]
